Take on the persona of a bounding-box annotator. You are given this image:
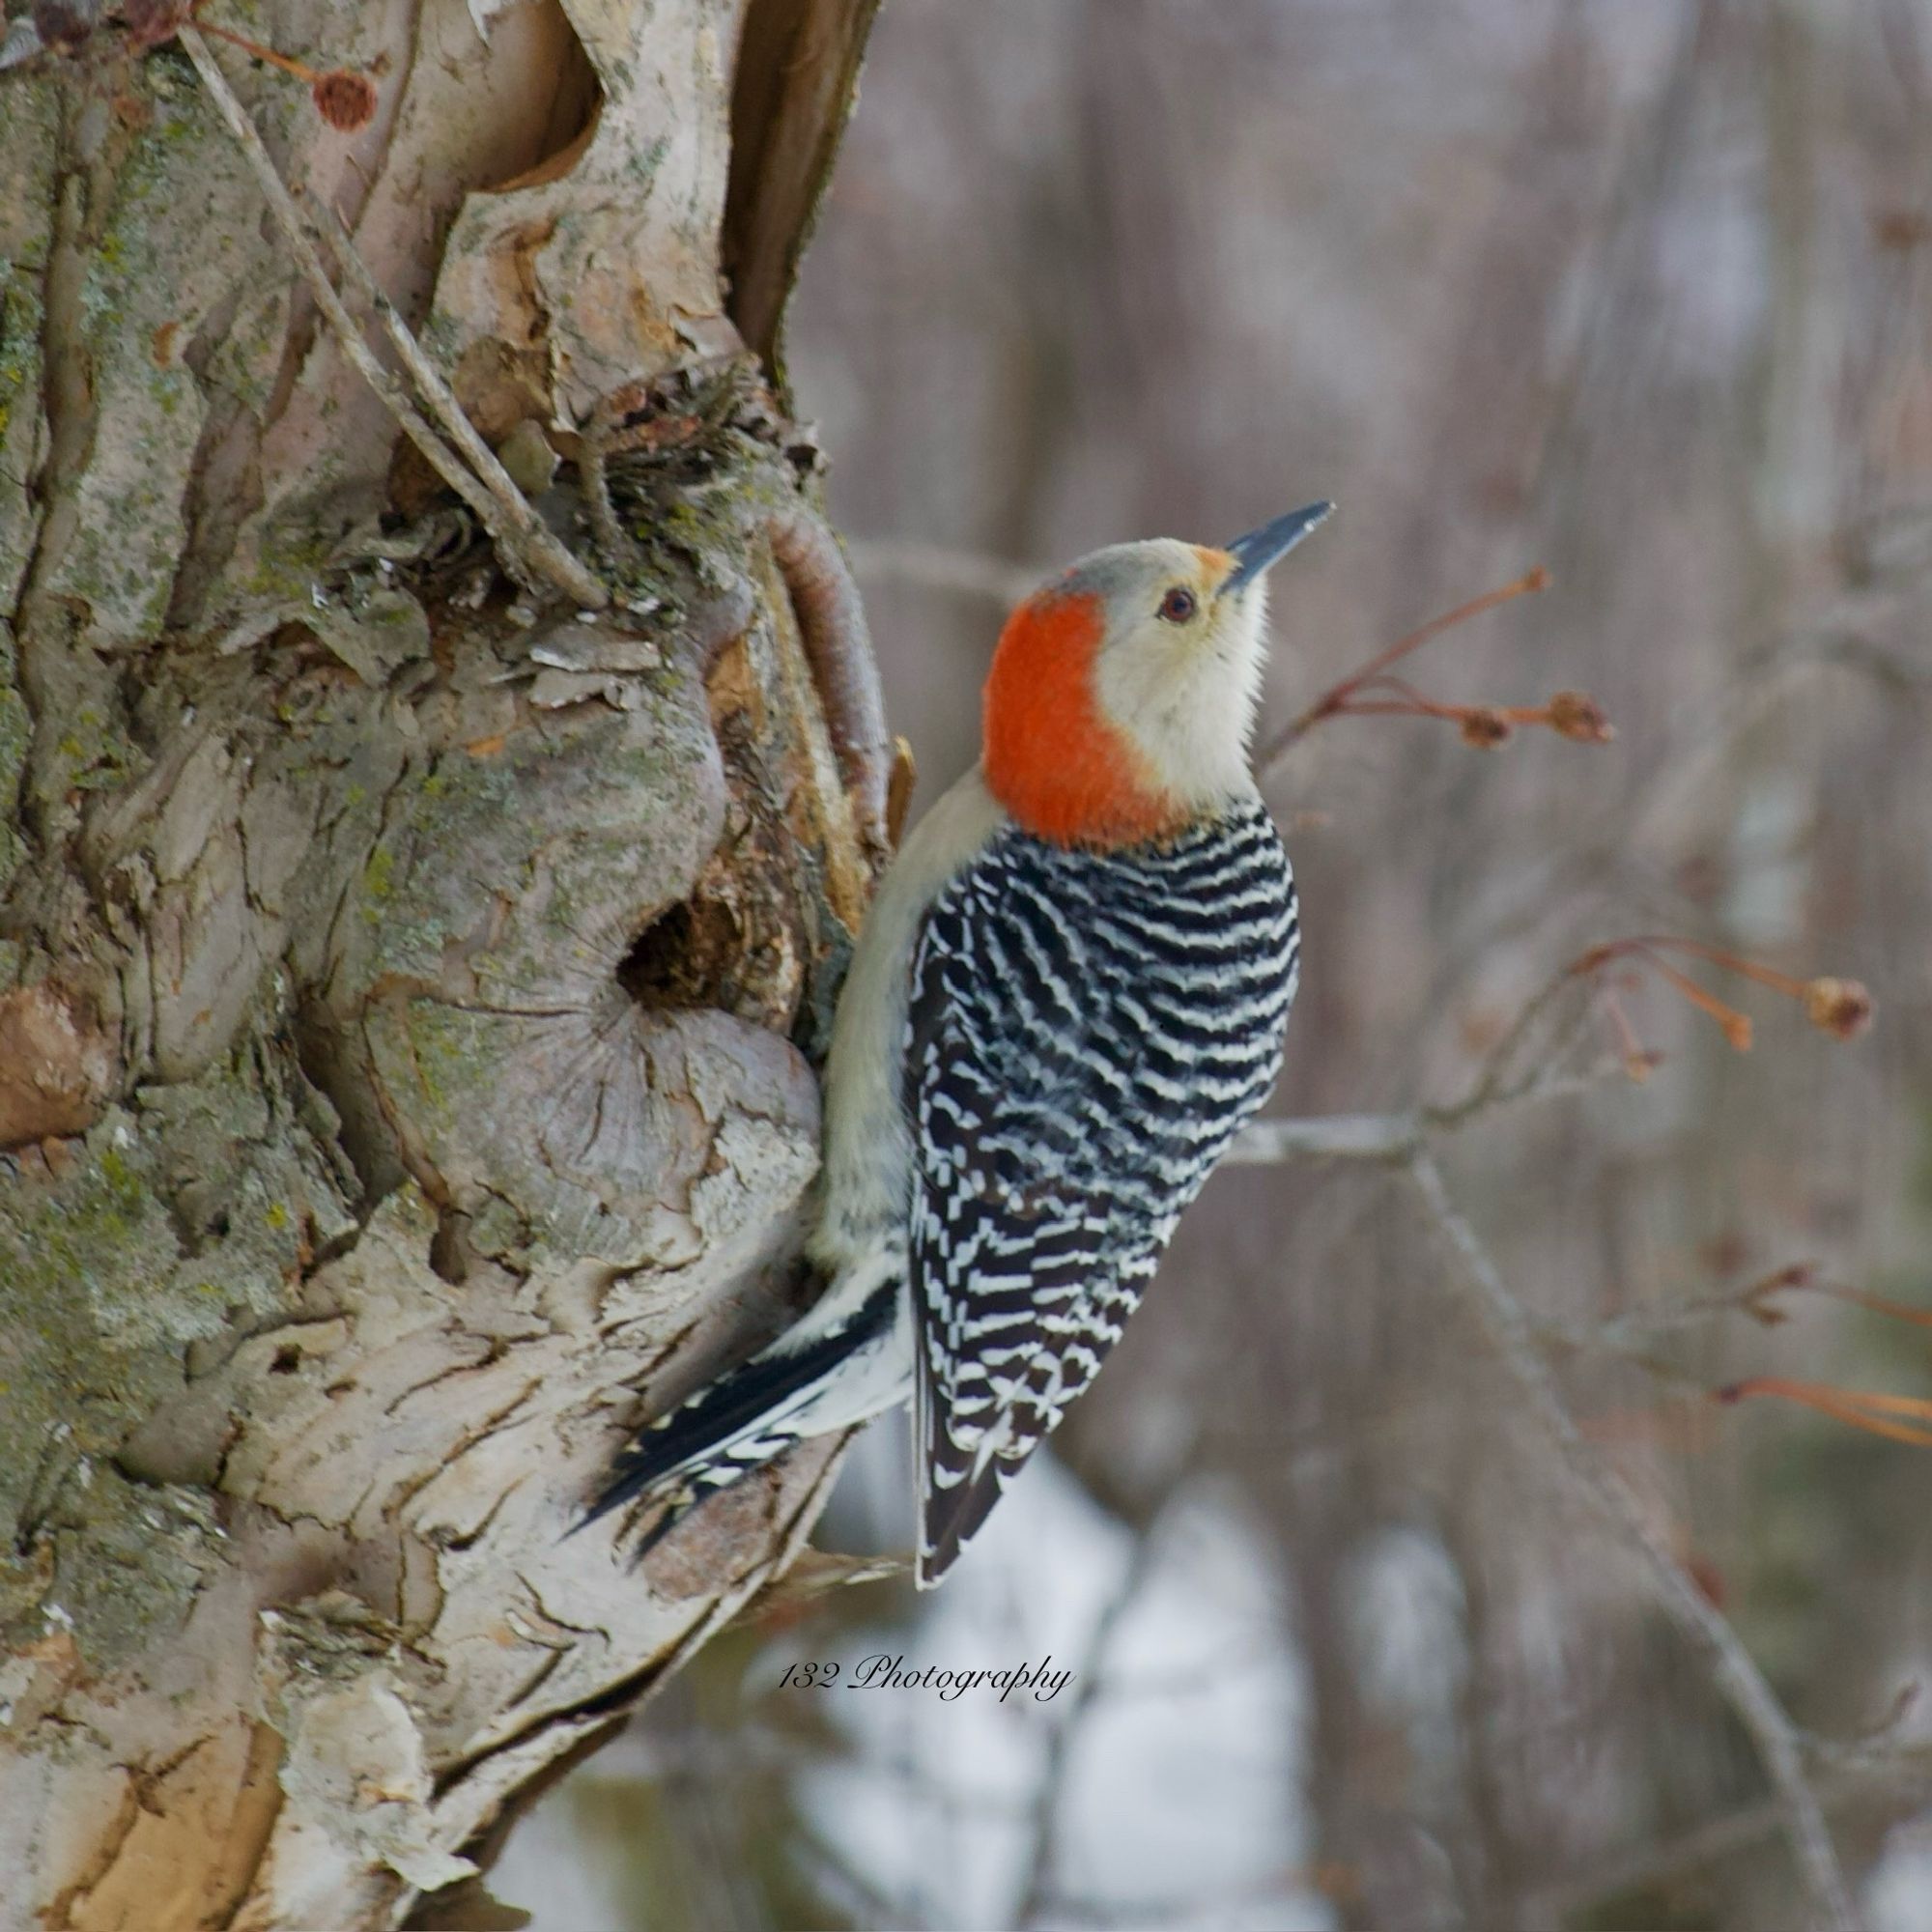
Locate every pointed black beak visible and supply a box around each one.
[1220,500,1334,597]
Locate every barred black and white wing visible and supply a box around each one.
[905,797,1299,1585]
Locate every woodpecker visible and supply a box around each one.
[587,503,1329,1585]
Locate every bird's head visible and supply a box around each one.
[981,503,1332,849]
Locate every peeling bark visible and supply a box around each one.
[0,2,882,1924]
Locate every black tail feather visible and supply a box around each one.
[580,1287,896,1536]
[918,1462,1007,1588]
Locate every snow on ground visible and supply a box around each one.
[770,1442,1335,1929]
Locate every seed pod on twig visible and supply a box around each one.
[1548,689,1614,743]
[1459,706,1512,749]
[1804,977,1874,1040]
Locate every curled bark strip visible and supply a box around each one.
[0,981,116,1150]
[765,507,892,863]
[724,0,885,370]
[886,735,917,852]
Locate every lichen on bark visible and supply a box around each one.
[0,1,888,1922]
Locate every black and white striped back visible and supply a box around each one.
[906,794,1299,1579]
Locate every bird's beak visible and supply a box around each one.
[1219,500,1334,598]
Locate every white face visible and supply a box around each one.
[1075,538,1271,810]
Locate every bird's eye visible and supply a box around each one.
[1157,585,1198,623]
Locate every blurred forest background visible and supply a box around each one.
[494,0,1932,1925]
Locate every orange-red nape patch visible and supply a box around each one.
[982,586,1183,849]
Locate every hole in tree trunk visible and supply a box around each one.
[617,896,748,1011]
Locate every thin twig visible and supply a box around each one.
[1224,1064,1620,1168]
[577,391,640,569]
[182,27,607,611]
[1404,1148,1859,1932]
[1425,1062,1624,1135]
[192,17,327,84]
[1013,1519,1168,1929]
[792,1813,929,1929]
[1570,1289,1786,1356]
[1023,1875,1325,1929]
[1435,969,1610,1124]
[1224,1109,1420,1166]
[1257,566,1550,775]
[1520,1779,1864,1928]
[308,196,609,611]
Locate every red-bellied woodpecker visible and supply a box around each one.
[587,502,1331,1585]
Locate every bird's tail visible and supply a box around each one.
[580,1274,903,1558]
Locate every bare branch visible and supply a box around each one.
[1521,1739,1932,1932]
[1022,1875,1323,1929]
[843,537,1042,606]
[577,390,643,570]
[1224,1110,1420,1166]
[1403,1148,1859,1932]
[1013,1519,1167,1929]
[1225,1065,1623,1168]
[793,1812,930,1929]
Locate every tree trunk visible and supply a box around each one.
[0,2,881,1923]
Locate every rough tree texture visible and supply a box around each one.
[0,1,882,1924]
